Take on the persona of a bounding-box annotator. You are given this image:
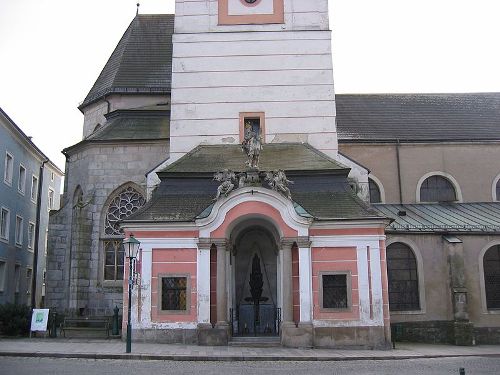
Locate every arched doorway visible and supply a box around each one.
[230,221,280,336]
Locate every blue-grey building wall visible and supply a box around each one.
[0,108,63,306]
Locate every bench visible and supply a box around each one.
[60,317,110,338]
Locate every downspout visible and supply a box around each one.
[31,159,48,308]
[396,139,403,204]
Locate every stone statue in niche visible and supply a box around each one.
[241,121,262,169]
[213,169,237,200]
[266,169,293,199]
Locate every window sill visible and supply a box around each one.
[158,309,190,315]
[390,310,426,315]
[4,180,12,187]
[483,309,500,315]
[0,237,8,244]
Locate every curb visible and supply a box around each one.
[1,352,499,362]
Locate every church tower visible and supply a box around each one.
[169,0,337,162]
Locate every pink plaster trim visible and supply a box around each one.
[219,0,284,25]
[239,112,266,143]
[210,200,297,238]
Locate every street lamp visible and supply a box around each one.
[123,234,140,354]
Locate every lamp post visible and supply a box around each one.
[123,234,140,354]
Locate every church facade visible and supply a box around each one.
[46,0,500,347]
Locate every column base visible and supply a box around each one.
[281,321,313,348]
[197,322,229,346]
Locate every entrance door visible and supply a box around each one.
[230,227,280,336]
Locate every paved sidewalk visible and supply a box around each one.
[0,338,499,361]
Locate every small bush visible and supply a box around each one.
[0,303,31,336]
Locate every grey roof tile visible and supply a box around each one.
[80,14,174,109]
[336,93,500,142]
[160,143,348,174]
[87,109,170,141]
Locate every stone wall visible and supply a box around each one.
[46,141,169,316]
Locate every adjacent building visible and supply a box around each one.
[0,107,63,307]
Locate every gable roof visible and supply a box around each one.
[80,14,174,110]
[336,93,500,142]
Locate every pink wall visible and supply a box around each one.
[312,247,360,321]
[151,248,198,323]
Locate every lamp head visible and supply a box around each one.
[123,234,140,259]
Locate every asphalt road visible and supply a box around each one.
[0,356,499,375]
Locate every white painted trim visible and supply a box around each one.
[0,206,10,242]
[311,236,384,248]
[136,245,153,328]
[492,173,500,202]
[416,171,463,203]
[312,319,385,328]
[356,246,371,323]
[3,151,13,186]
[196,187,311,238]
[299,246,312,322]
[197,247,211,324]
[386,237,427,315]
[132,238,198,249]
[369,245,384,324]
[478,240,500,314]
[368,174,386,203]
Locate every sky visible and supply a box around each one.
[0,0,499,171]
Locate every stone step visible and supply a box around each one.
[229,336,281,347]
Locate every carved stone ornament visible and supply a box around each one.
[213,169,237,200]
[265,169,293,200]
[241,122,262,169]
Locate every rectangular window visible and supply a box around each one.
[50,171,55,182]
[15,215,23,246]
[4,152,13,185]
[239,112,265,143]
[320,272,351,310]
[18,165,26,194]
[0,261,6,292]
[160,276,189,312]
[28,222,35,249]
[103,240,125,281]
[26,268,33,296]
[31,175,38,202]
[0,207,10,241]
[14,264,21,293]
[48,188,55,210]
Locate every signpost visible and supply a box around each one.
[30,309,50,337]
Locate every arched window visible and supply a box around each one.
[387,242,420,311]
[496,179,500,201]
[102,186,145,281]
[369,178,382,203]
[483,245,500,309]
[420,175,456,202]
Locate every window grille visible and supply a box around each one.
[322,274,348,309]
[161,277,188,311]
[484,245,500,309]
[420,175,456,202]
[369,178,382,203]
[387,242,420,311]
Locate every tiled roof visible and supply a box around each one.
[336,93,500,142]
[160,143,348,174]
[80,14,174,109]
[87,108,169,141]
[373,203,500,233]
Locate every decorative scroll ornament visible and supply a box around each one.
[214,169,237,200]
[104,186,145,235]
[265,169,293,200]
[241,121,262,169]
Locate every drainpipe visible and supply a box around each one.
[396,139,403,204]
[31,159,48,308]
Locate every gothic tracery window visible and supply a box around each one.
[103,186,145,281]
